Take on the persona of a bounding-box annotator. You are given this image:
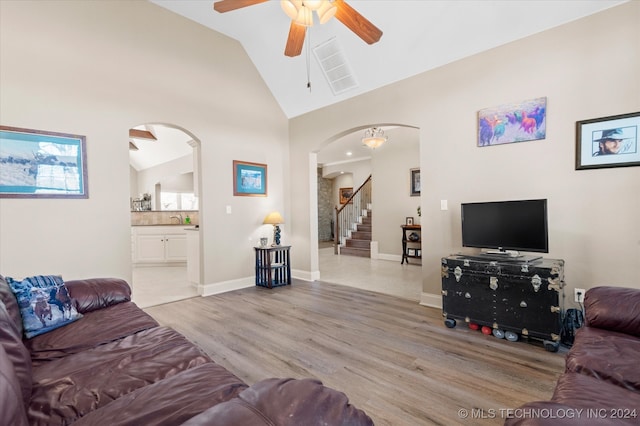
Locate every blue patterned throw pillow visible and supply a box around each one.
[6,275,82,339]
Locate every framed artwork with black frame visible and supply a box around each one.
[576,112,640,170]
[0,125,88,198]
[410,168,420,196]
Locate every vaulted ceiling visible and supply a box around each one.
[151,0,626,118]
[135,1,625,170]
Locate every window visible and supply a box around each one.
[161,192,198,210]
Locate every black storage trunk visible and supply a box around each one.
[441,255,564,351]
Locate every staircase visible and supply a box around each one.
[334,175,372,258]
[340,211,372,258]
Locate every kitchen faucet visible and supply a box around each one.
[170,214,183,224]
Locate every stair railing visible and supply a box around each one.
[334,175,372,254]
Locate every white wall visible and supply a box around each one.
[135,154,193,200]
[289,2,640,303]
[371,127,420,255]
[0,1,288,288]
[322,159,371,185]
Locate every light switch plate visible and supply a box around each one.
[440,200,448,210]
[226,205,232,214]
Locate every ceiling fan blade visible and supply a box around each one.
[333,0,382,45]
[213,0,268,13]
[284,22,306,57]
[129,129,157,141]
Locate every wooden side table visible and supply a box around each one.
[254,245,291,288]
[401,225,421,264]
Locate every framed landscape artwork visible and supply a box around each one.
[478,97,547,147]
[575,112,640,170]
[0,126,88,198]
[233,160,267,196]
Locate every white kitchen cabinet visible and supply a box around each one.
[164,234,187,262]
[132,226,188,264]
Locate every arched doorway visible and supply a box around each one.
[312,124,423,301]
[128,123,202,308]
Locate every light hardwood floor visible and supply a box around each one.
[145,279,565,426]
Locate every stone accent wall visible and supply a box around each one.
[317,169,333,242]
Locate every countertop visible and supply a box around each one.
[132,224,199,230]
[132,224,198,227]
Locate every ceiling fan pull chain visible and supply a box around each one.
[306,29,312,92]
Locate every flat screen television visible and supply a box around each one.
[461,199,548,257]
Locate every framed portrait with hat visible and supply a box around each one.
[576,111,640,170]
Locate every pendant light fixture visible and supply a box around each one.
[362,127,387,149]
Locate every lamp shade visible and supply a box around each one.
[263,211,285,225]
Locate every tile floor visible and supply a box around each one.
[132,245,423,308]
[317,247,422,301]
[131,265,198,309]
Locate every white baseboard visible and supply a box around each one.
[420,292,442,309]
[199,270,318,296]
[200,276,253,297]
[292,269,319,282]
[378,253,402,262]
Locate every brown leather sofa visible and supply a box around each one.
[505,286,640,425]
[0,276,373,425]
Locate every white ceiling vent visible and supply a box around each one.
[313,37,358,96]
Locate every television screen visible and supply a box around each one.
[461,199,548,253]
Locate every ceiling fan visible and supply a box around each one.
[213,0,383,57]
[129,128,157,151]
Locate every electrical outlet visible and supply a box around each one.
[574,288,585,303]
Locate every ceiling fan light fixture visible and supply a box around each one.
[362,127,387,149]
[303,0,323,10]
[316,1,337,24]
[280,0,300,20]
[282,0,335,26]
[295,5,314,26]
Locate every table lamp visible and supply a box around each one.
[263,211,284,246]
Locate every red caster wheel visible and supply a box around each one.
[481,326,492,335]
[469,323,480,330]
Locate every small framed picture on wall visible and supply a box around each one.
[233,160,267,196]
[410,168,420,196]
[339,187,353,204]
